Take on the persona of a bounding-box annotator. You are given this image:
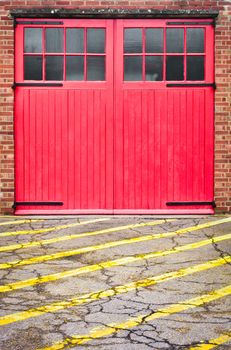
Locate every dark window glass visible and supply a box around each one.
[24,28,42,53]
[166,28,184,53]
[66,56,84,81]
[87,56,105,80]
[124,28,142,53]
[145,28,163,53]
[145,56,163,81]
[166,56,184,81]
[124,56,142,81]
[24,56,42,80]
[87,29,105,53]
[187,56,204,80]
[187,28,204,53]
[45,56,63,80]
[45,28,63,53]
[66,28,84,53]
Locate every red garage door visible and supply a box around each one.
[14,18,215,214]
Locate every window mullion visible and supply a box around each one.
[163,26,166,81]
[84,28,87,81]
[42,27,45,81]
[184,27,187,81]
[142,28,145,81]
[63,27,66,81]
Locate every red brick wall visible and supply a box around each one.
[0,0,230,214]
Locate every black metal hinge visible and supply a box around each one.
[166,83,216,89]
[12,201,63,209]
[166,201,216,208]
[12,83,63,89]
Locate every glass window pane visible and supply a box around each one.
[24,28,42,53]
[45,56,63,80]
[87,56,105,81]
[145,56,163,81]
[166,29,184,53]
[166,56,184,81]
[124,56,142,81]
[45,28,63,53]
[145,28,163,53]
[66,28,84,53]
[66,56,84,81]
[187,28,204,53]
[124,28,142,53]
[87,29,105,53]
[24,55,42,80]
[187,56,204,80]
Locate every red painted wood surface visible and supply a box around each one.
[15,19,214,214]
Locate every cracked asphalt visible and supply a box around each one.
[0,215,230,350]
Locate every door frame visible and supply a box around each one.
[14,17,215,214]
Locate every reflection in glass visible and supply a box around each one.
[145,28,163,53]
[45,56,63,80]
[24,28,42,53]
[124,28,142,53]
[66,56,84,80]
[145,56,163,81]
[187,56,204,80]
[24,56,42,80]
[87,29,105,53]
[166,56,184,81]
[46,28,63,53]
[166,29,184,53]
[124,56,142,81]
[66,28,84,53]
[187,28,204,53]
[87,56,105,80]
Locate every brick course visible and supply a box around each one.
[0,0,230,213]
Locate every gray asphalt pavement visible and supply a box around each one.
[0,215,230,350]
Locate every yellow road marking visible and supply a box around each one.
[38,285,231,350]
[189,333,231,349]
[0,233,230,293]
[0,219,173,252]
[0,219,43,226]
[1,227,177,268]
[0,218,229,268]
[0,217,230,253]
[0,255,230,326]
[0,218,110,238]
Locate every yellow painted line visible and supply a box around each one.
[0,255,230,326]
[0,219,43,226]
[0,217,230,253]
[1,227,179,268]
[0,218,110,238]
[38,285,231,350]
[0,219,229,268]
[0,219,173,252]
[189,333,231,349]
[0,233,230,294]
[0,218,111,238]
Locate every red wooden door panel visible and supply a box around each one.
[15,19,114,214]
[14,18,214,214]
[114,19,214,213]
